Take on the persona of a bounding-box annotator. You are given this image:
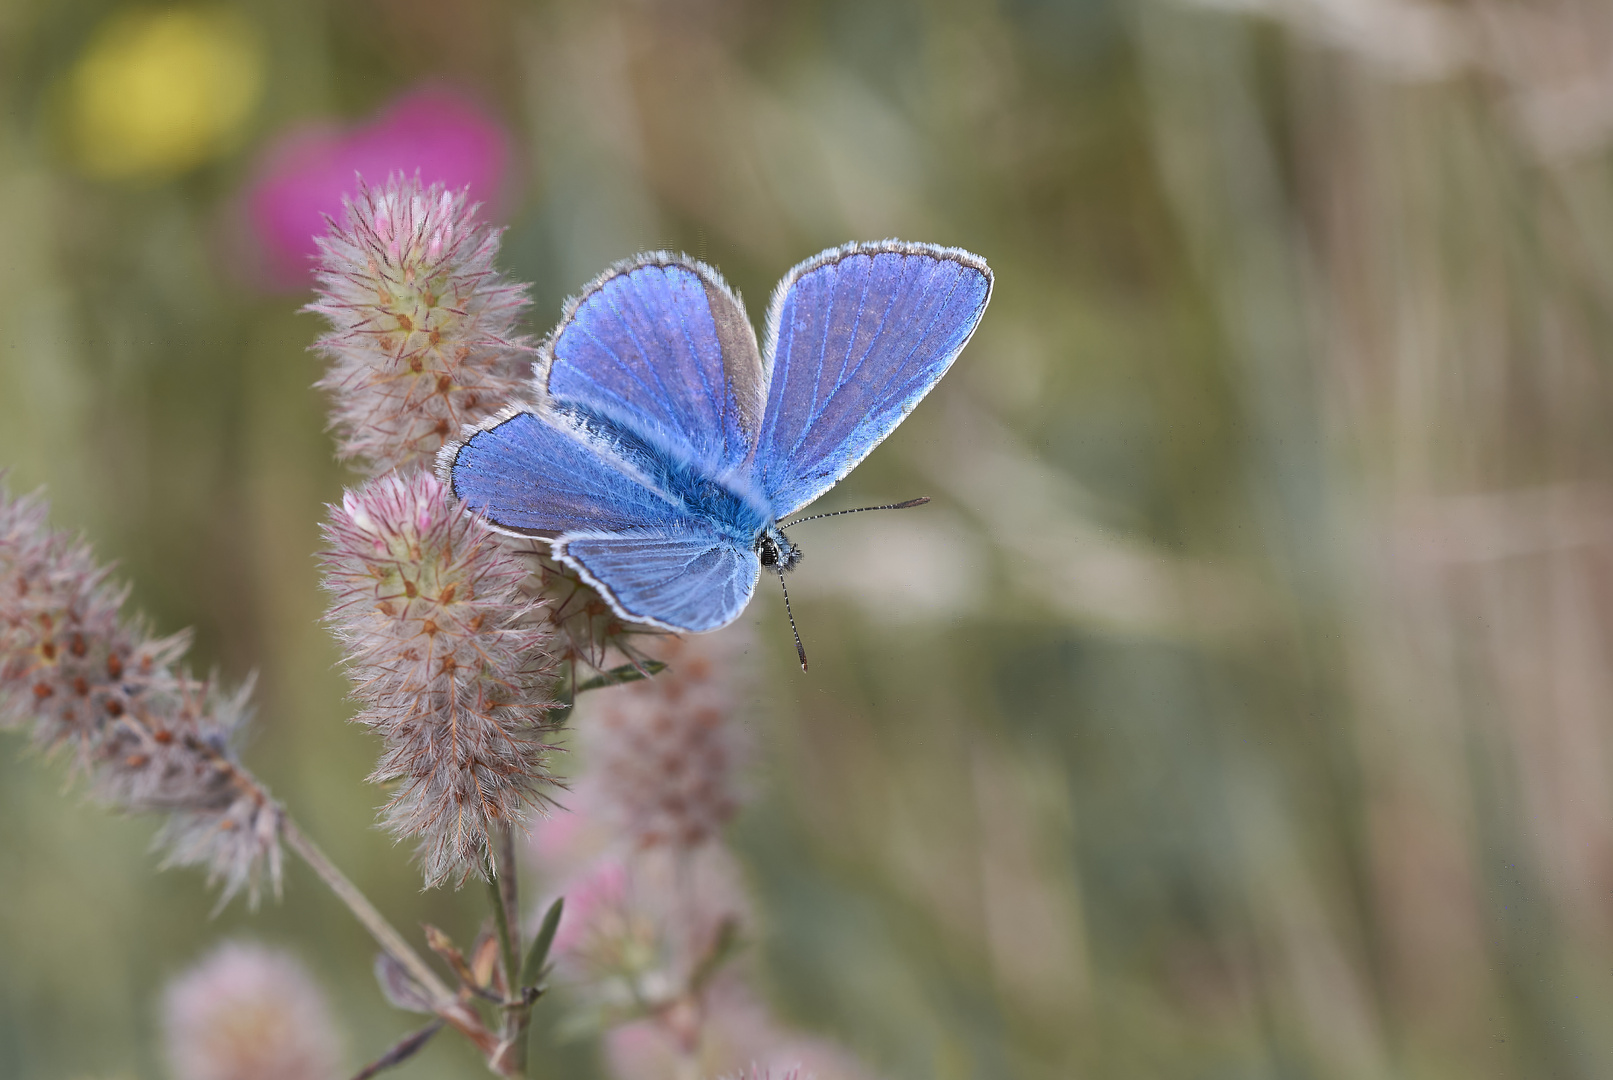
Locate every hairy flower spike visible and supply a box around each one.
[0,485,280,902]
[308,173,533,474]
[586,633,750,849]
[505,542,655,673]
[163,941,341,1080]
[322,470,560,885]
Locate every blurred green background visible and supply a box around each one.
[6,0,1613,1077]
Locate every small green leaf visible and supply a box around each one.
[574,660,666,694]
[520,896,564,989]
[689,915,742,991]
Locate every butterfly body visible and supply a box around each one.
[441,240,991,634]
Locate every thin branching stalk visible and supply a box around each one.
[280,819,511,1070]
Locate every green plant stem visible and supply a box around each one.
[488,823,531,1075]
[495,661,607,1076]
[488,869,519,1000]
[497,825,522,974]
[503,663,587,1077]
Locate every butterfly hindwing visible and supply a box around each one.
[754,242,992,518]
[544,254,765,473]
[555,525,761,633]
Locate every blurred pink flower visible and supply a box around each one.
[548,857,638,973]
[541,845,752,1023]
[163,941,341,1080]
[526,782,610,874]
[247,87,510,288]
[584,630,753,851]
[604,980,877,1080]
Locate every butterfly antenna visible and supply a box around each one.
[779,496,930,531]
[776,567,808,672]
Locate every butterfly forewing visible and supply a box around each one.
[754,243,992,518]
[545,255,765,473]
[444,410,685,536]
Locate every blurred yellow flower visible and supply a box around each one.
[66,8,263,180]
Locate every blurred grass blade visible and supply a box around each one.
[520,897,564,989]
[351,1018,444,1080]
[574,660,666,694]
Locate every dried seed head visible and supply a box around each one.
[163,941,341,1080]
[321,470,560,885]
[0,484,280,902]
[585,633,751,850]
[308,174,533,475]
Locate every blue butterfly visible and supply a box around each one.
[439,240,992,662]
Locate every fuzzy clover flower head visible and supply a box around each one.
[504,542,655,673]
[609,987,871,1080]
[0,485,279,902]
[308,173,532,475]
[322,470,560,885]
[163,941,341,1080]
[0,486,174,745]
[585,632,752,850]
[604,984,826,1080]
[547,845,751,1020]
[548,857,665,992]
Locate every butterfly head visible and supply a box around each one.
[757,526,802,573]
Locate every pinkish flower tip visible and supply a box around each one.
[247,86,510,289]
[307,172,533,475]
